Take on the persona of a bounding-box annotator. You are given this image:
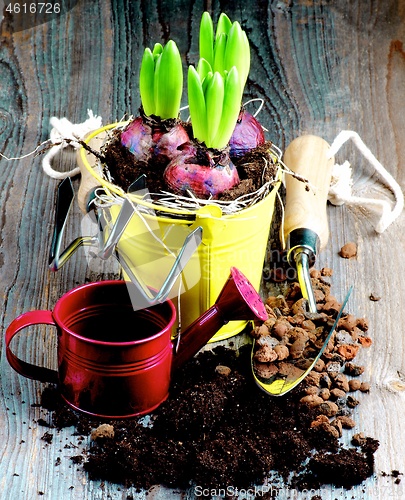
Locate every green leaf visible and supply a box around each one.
[213,32,227,75]
[187,66,207,143]
[139,48,156,116]
[197,58,212,81]
[215,12,232,39]
[240,30,251,87]
[153,55,162,116]
[199,12,214,68]
[224,21,250,94]
[201,70,213,95]
[205,71,224,147]
[154,40,183,119]
[212,66,242,149]
[152,43,163,58]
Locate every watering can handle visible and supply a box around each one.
[5,310,59,384]
[282,135,334,251]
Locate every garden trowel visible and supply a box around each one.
[283,134,334,313]
[252,135,353,396]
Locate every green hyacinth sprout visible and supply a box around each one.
[187,12,251,149]
[139,40,183,119]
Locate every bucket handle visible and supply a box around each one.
[5,311,59,384]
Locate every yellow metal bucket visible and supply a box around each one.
[78,125,281,341]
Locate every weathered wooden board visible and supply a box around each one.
[0,1,404,498]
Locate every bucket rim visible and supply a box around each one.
[80,123,282,218]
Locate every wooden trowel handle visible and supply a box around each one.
[76,131,106,213]
[283,135,334,250]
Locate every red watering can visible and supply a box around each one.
[5,267,267,418]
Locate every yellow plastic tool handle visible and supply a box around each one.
[283,135,335,250]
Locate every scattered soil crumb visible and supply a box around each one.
[321,267,333,277]
[40,431,53,444]
[390,470,404,484]
[91,424,115,441]
[339,242,357,259]
[214,365,232,376]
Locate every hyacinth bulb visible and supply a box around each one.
[120,117,154,162]
[120,117,190,166]
[164,142,240,199]
[153,123,190,160]
[229,110,265,159]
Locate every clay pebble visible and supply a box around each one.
[339,242,357,259]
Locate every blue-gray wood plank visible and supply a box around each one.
[1,1,404,498]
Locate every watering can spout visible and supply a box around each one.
[171,267,268,372]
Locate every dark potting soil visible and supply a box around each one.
[99,120,278,201]
[38,340,379,494]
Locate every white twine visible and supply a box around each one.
[0,141,49,161]
[41,109,102,179]
[327,130,404,233]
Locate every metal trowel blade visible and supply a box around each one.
[252,285,353,396]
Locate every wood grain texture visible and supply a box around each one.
[0,1,404,498]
